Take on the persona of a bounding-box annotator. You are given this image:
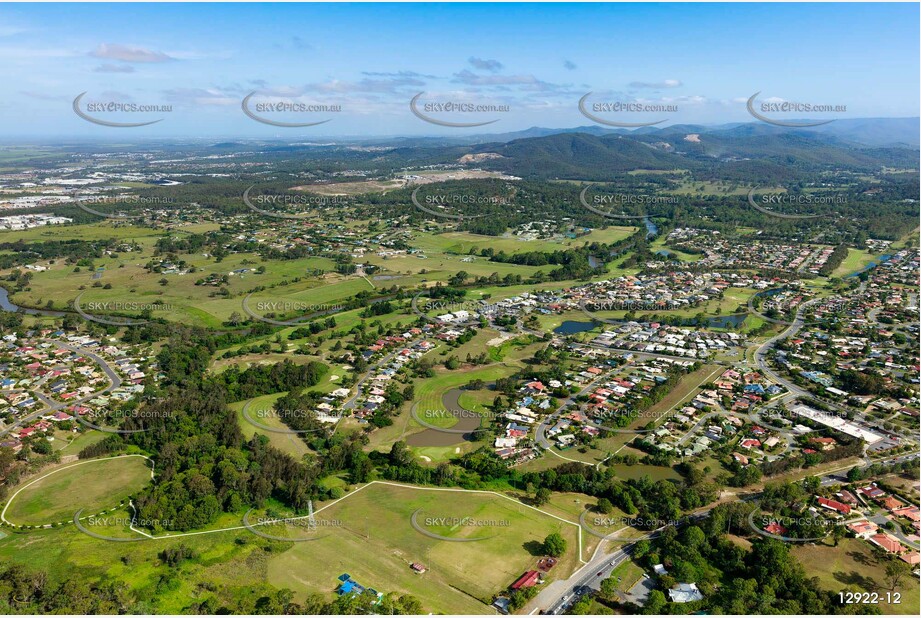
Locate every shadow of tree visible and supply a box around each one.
[523,540,545,556]
[846,549,878,568]
[833,570,880,592]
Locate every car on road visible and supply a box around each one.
[597,571,603,577]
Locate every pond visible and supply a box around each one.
[554,320,597,335]
[700,314,747,328]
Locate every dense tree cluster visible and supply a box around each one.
[633,503,880,615]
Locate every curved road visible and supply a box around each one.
[0,339,123,438]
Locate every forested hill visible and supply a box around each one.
[472,130,919,181]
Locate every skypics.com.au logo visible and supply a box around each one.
[410,508,510,542]
[410,92,509,128]
[74,195,174,220]
[579,93,676,127]
[74,294,172,326]
[241,91,342,127]
[410,187,504,221]
[410,406,499,434]
[746,92,845,127]
[243,186,348,220]
[578,510,680,541]
[242,509,343,542]
[240,401,344,435]
[76,407,173,435]
[410,293,490,327]
[73,92,171,128]
[747,188,830,220]
[241,294,344,326]
[578,184,676,220]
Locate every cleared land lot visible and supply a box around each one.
[266,482,583,614]
[791,537,919,615]
[230,393,316,460]
[3,455,152,526]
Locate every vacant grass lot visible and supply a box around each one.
[0,520,280,613]
[3,455,152,526]
[230,394,316,461]
[410,228,636,257]
[829,248,879,278]
[791,537,919,615]
[267,482,583,613]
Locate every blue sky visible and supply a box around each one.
[0,2,918,137]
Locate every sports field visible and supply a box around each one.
[2,455,152,527]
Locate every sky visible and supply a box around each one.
[0,2,918,138]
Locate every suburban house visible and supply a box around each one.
[668,583,704,603]
[816,496,851,515]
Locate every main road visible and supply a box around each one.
[529,450,914,614]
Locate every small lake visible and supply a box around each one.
[554,320,597,335]
[701,314,747,328]
[643,217,658,239]
[405,389,482,447]
[754,287,787,299]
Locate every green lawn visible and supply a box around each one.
[229,393,317,460]
[52,429,106,453]
[791,537,919,615]
[829,248,878,278]
[3,455,152,526]
[266,482,584,613]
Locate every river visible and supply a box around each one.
[0,287,66,317]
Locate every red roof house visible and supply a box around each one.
[510,571,540,590]
[816,496,851,515]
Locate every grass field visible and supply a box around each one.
[51,429,107,453]
[401,363,518,461]
[664,181,761,196]
[230,394,316,460]
[791,537,920,615]
[829,248,879,278]
[0,518,281,613]
[3,217,640,330]
[0,479,586,614]
[410,365,514,428]
[2,455,152,526]
[410,228,636,257]
[266,482,584,613]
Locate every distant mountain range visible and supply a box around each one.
[347,117,919,150]
[454,126,919,181]
[194,118,918,183]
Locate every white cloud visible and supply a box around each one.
[90,43,174,63]
[468,57,503,73]
[629,79,682,89]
